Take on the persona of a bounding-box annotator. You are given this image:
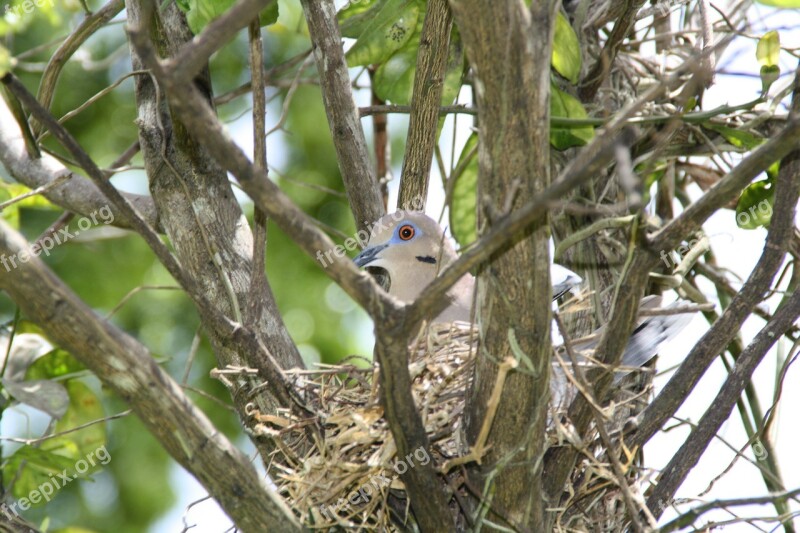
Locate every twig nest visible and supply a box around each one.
[235,318,651,530]
[251,322,478,529]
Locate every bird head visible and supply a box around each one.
[353,211,458,303]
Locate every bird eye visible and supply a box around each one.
[398,224,415,241]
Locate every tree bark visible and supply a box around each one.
[124,0,303,465]
[449,1,557,529]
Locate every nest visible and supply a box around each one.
[233,317,653,531]
[246,322,475,530]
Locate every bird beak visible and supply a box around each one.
[353,244,388,267]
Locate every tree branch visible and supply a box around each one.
[448,1,558,528]
[543,82,800,510]
[169,0,274,82]
[2,69,310,434]
[126,25,396,321]
[646,289,800,519]
[632,60,800,450]
[0,98,159,230]
[0,221,301,532]
[127,20,457,527]
[299,0,384,232]
[373,316,454,530]
[397,0,453,210]
[32,0,125,137]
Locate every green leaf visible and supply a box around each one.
[184,0,234,34]
[339,0,384,38]
[25,348,86,381]
[735,179,774,229]
[756,30,780,67]
[550,84,594,149]
[178,0,279,34]
[760,64,780,96]
[3,446,79,503]
[372,41,418,103]
[440,27,465,107]
[259,1,279,27]
[449,133,478,248]
[372,49,414,104]
[754,0,800,7]
[704,123,763,150]
[765,160,780,181]
[344,0,420,67]
[42,381,106,460]
[0,44,12,77]
[552,12,581,84]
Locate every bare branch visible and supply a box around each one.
[449,1,557,528]
[33,0,125,137]
[1,70,308,424]
[658,486,800,533]
[397,0,453,210]
[0,221,301,532]
[373,320,454,530]
[633,60,800,450]
[126,24,396,322]
[169,0,274,82]
[246,20,269,328]
[543,99,800,509]
[0,98,159,230]
[646,289,800,518]
[127,17,454,528]
[299,0,384,232]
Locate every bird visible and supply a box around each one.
[353,210,694,390]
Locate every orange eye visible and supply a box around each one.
[398,224,415,241]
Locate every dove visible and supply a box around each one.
[353,211,583,322]
[353,211,693,393]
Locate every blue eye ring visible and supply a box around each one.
[398,224,415,241]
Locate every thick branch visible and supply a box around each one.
[2,71,305,423]
[299,0,383,232]
[126,24,396,324]
[169,0,274,82]
[373,317,454,530]
[449,0,557,528]
[397,0,453,210]
[0,98,159,230]
[133,0,306,372]
[0,221,300,532]
[127,25,456,527]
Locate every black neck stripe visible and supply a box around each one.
[416,255,437,264]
